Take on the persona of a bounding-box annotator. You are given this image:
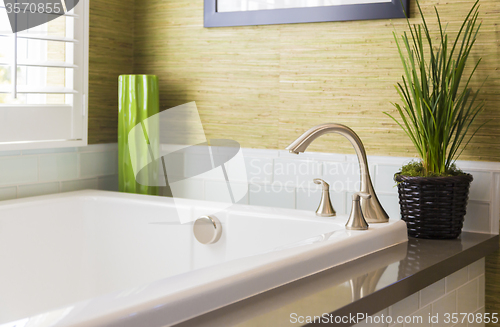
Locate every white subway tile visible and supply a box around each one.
[346,154,361,162]
[456,159,500,172]
[0,156,38,186]
[80,151,118,177]
[249,183,295,209]
[296,186,346,215]
[18,182,60,198]
[98,175,119,192]
[390,292,419,318]
[22,147,76,155]
[452,319,467,327]
[245,157,273,184]
[188,165,226,182]
[333,191,347,215]
[77,143,118,152]
[468,258,485,280]
[204,180,232,203]
[184,153,214,179]
[420,279,446,307]
[223,169,249,202]
[405,305,431,327]
[0,150,21,157]
[0,187,16,200]
[374,165,401,194]
[377,193,401,220]
[463,202,490,234]
[323,162,362,193]
[39,153,78,182]
[169,179,204,201]
[162,152,185,180]
[431,291,456,327]
[468,306,485,327]
[212,153,230,170]
[478,275,485,308]
[354,309,388,327]
[61,179,99,192]
[446,267,469,292]
[273,158,322,187]
[457,280,478,313]
[466,171,491,202]
[222,154,248,185]
[204,180,248,205]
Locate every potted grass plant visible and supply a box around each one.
[386,0,486,239]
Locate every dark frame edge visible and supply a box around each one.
[204,0,409,28]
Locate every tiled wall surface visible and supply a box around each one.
[355,259,486,327]
[2,143,498,236]
[169,147,500,235]
[0,144,118,200]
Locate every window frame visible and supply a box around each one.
[0,0,88,151]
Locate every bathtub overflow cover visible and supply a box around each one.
[193,215,222,244]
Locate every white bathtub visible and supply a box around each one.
[0,190,407,327]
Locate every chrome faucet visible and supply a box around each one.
[285,123,389,223]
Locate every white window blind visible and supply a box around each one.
[0,0,88,150]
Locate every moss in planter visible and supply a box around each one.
[400,161,466,177]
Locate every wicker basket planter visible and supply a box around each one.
[395,173,473,239]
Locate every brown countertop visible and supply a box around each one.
[176,232,499,327]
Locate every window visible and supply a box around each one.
[0,0,88,150]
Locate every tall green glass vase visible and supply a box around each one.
[118,75,159,195]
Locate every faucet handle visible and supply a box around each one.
[313,179,336,217]
[313,178,330,191]
[346,192,371,230]
[352,192,371,201]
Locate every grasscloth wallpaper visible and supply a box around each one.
[89,0,500,162]
[133,0,499,161]
[88,0,134,144]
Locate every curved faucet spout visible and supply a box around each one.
[286,123,389,223]
[286,124,371,189]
